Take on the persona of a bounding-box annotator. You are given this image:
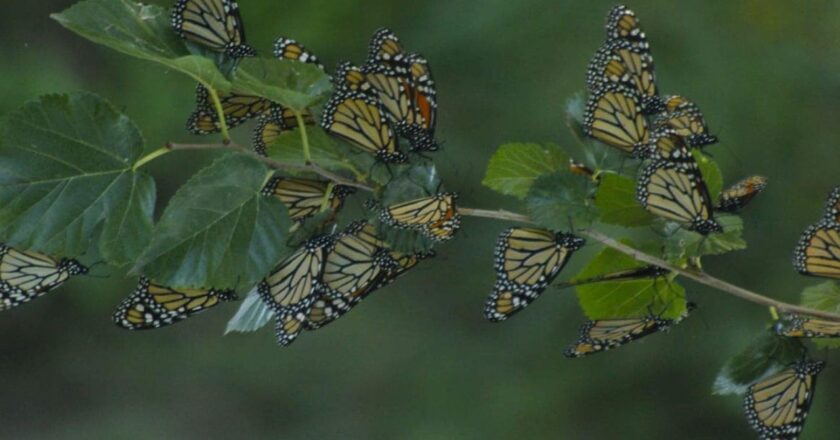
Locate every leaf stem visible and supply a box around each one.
[294,111,312,162]
[205,86,231,144]
[132,147,171,171]
[165,141,374,192]
[456,206,840,322]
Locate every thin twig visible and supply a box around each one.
[456,206,840,322]
[165,142,375,192]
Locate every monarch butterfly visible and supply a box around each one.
[653,95,718,148]
[569,158,596,179]
[743,360,824,439]
[716,176,769,213]
[586,39,660,114]
[563,303,695,358]
[637,159,722,235]
[605,5,646,44]
[187,85,274,135]
[641,128,694,162]
[259,235,333,346]
[793,187,840,280]
[112,277,237,330]
[333,62,371,93]
[557,265,670,289]
[171,0,256,58]
[367,28,404,64]
[252,108,298,155]
[261,177,355,222]
[0,245,87,312]
[273,37,324,70]
[583,84,650,156]
[775,314,840,338]
[379,193,461,242]
[303,291,352,330]
[321,90,407,163]
[485,228,585,322]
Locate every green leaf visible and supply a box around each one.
[800,282,840,349]
[595,174,654,227]
[234,58,332,111]
[713,332,805,396]
[52,0,231,92]
[266,127,370,178]
[0,92,154,264]
[133,154,292,289]
[663,215,746,261]
[694,150,723,199]
[525,170,598,229]
[225,287,274,334]
[482,143,569,199]
[572,242,686,320]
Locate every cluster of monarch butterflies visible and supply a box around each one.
[582,5,768,236]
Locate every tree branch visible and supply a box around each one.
[457,207,840,322]
[165,142,375,192]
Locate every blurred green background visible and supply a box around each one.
[2,0,840,438]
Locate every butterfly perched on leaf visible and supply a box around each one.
[171,0,256,58]
[258,235,334,346]
[743,359,824,440]
[484,228,585,322]
[563,302,695,358]
[583,84,650,156]
[716,176,768,213]
[321,90,407,163]
[0,245,87,312]
[653,95,718,148]
[793,186,840,280]
[379,193,461,242]
[636,151,722,235]
[261,177,355,223]
[112,277,237,330]
[775,314,840,339]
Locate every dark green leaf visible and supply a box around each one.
[52,0,231,92]
[663,215,746,261]
[572,242,686,320]
[595,173,654,227]
[266,127,370,180]
[694,150,723,199]
[482,143,569,199]
[526,170,598,229]
[133,154,292,289]
[234,58,332,111]
[713,331,805,396]
[800,282,840,349]
[225,287,274,334]
[0,92,154,264]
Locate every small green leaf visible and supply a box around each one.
[52,0,231,92]
[800,282,840,349]
[0,92,154,263]
[694,150,723,199]
[234,58,332,111]
[595,174,654,227]
[133,154,292,289]
[266,127,369,178]
[482,143,569,199]
[225,287,274,334]
[525,170,598,229]
[572,242,686,320]
[663,215,746,261]
[713,332,805,396]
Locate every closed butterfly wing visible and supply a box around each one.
[380,193,461,242]
[485,228,585,321]
[775,314,840,338]
[171,0,256,57]
[605,5,647,44]
[112,277,237,330]
[261,177,354,222]
[583,85,650,156]
[717,176,769,213]
[637,159,722,235]
[321,90,406,163]
[743,360,824,439]
[654,95,718,148]
[187,85,273,134]
[273,37,325,70]
[367,28,404,64]
[0,246,87,311]
[824,186,840,224]
[794,220,840,279]
[587,39,659,113]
